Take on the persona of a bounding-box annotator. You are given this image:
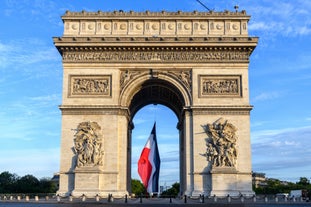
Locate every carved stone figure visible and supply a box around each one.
[73,121,104,167]
[203,118,238,167]
[179,71,191,89]
[120,70,141,89]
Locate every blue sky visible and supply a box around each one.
[0,0,311,186]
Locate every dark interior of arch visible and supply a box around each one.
[129,79,185,120]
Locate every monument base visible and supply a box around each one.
[70,166,128,197]
[210,167,255,197]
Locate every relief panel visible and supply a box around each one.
[192,21,208,36]
[128,21,144,35]
[225,21,241,35]
[97,21,112,35]
[62,50,250,63]
[176,21,192,36]
[79,21,96,35]
[74,121,104,168]
[199,75,241,97]
[144,21,160,36]
[160,21,176,36]
[112,21,128,35]
[65,21,80,35]
[209,21,225,35]
[69,75,112,97]
[203,118,238,168]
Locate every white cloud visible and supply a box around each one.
[252,91,283,102]
[246,1,311,37]
[248,22,273,31]
[133,117,148,125]
[0,39,61,81]
[28,94,61,108]
[252,126,311,181]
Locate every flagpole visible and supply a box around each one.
[153,103,157,123]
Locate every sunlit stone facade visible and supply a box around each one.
[53,10,258,197]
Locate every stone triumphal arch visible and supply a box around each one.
[53,10,258,197]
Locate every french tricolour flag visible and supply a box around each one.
[138,123,161,194]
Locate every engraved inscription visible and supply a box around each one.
[70,75,111,97]
[200,75,241,97]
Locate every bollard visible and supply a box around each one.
[125,194,127,203]
[25,195,29,202]
[57,195,60,202]
[275,196,278,202]
[227,195,231,203]
[82,194,86,202]
[253,195,256,203]
[241,195,244,203]
[69,196,73,202]
[214,195,217,202]
[35,195,39,201]
[45,196,49,201]
[265,196,268,203]
[184,195,187,203]
[17,195,21,201]
[140,194,142,203]
[10,196,13,200]
[169,197,172,203]
[284,196,287,202]
[95,194,100,202]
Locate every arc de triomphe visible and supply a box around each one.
[53,10,258,197]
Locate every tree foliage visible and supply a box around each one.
[161,182,180,197]
[253,177,311,196]
[0,171,18,193]
[297,177,310,186]
[131,179,146,196]
[0,171,57,194]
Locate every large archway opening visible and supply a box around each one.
[131,104,179,193]
[126,78,188,194]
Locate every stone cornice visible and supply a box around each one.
[53,37,257,63]
[59,105,130,116]
[189,105,253,115]
[62,10,250,19]
[53,36,258,45]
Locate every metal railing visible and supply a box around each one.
[0,193,308,204]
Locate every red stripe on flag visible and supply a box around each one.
[138,148,152,188]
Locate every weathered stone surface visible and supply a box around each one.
[54,10,257,197]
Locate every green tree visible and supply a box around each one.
[0,171,19,193]
[161,182,180,197]
[39,178,58,193]
[297,177,310,186]
[15,174,40,193]
[0,171,58,193]
[131,179,146,196]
